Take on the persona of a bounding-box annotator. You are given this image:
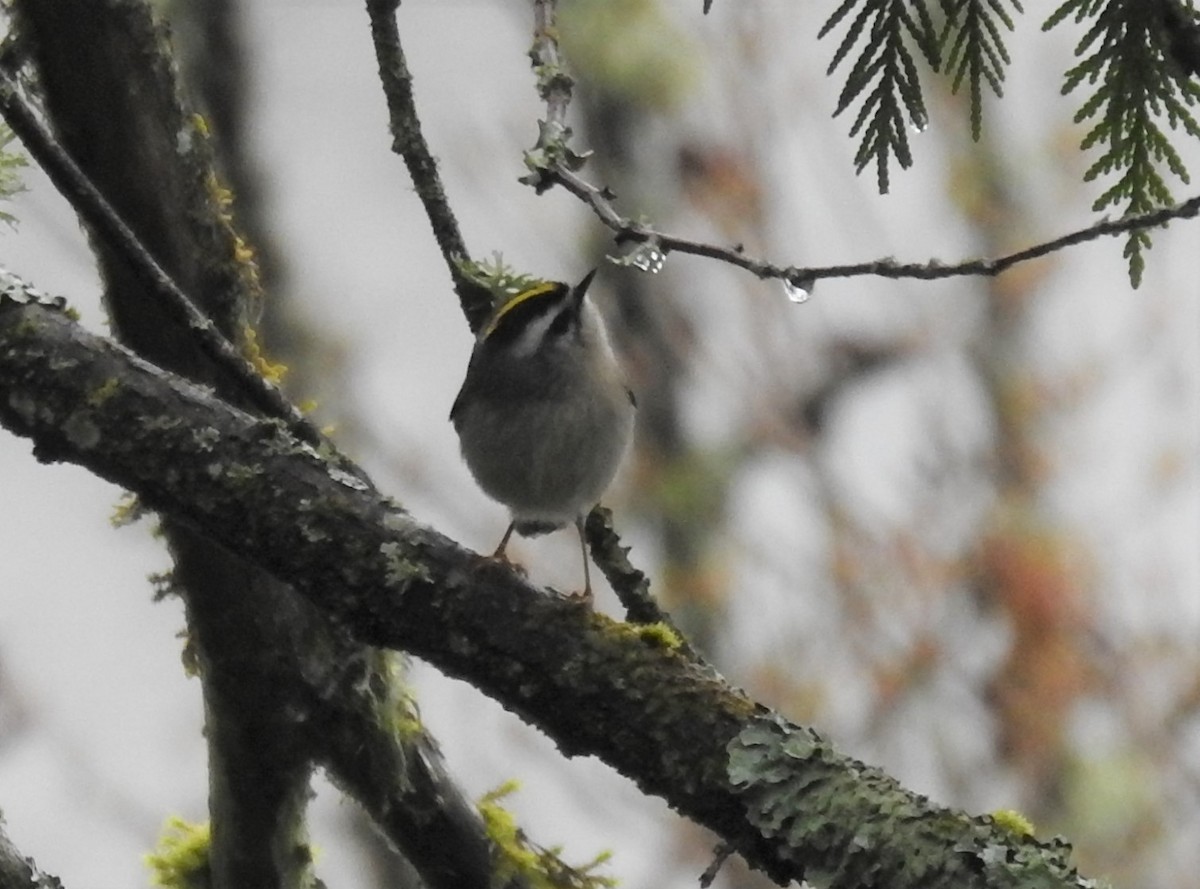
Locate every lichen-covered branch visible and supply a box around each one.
[0,815,62,889]
[0,293,1105,889]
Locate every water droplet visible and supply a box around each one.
[910,112,929,134]
[632,245,665,273]
[615,242,667,274]
[783,277,814,303]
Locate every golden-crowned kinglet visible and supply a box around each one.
[450,269,635,600]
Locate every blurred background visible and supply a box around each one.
[1,1,1198,886]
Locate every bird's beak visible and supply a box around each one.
[574,268,598,303]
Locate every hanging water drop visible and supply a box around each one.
[782,277,814,304]
[618,241,667,274]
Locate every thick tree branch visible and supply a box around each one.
[8,4,518,886]
[0,291,1101,889]
[525,1,1200,289]
[11,4,328,883]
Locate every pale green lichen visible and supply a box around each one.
[455,254,545,310]
[222,462,262,483]
[191,426,220,451]
[62,411,101,449]
[380,540,432,587]
[7,391,39,426]
[728,715,1087,888]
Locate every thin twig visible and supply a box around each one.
[365,0,491,328]
[0,72,322,445]
[531,0,573,122]
[525,2,1200,289]
[554,170,1200,288]
[585,507,689,634]
[699,843,735,888]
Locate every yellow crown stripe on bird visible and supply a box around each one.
[482,281,561,340]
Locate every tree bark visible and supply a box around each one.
[0,292,1097,889]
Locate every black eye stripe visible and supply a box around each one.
[484,284,568,346]
[484,283,580,347]
[548,309,573,337]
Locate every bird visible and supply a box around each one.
[450,269,635,601]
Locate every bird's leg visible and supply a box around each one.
[573,514,594,605]
[493,521,517,561]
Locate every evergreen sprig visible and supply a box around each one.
[1046,0,1200,286]
[819,0,941,193]
[940,0,1024,138]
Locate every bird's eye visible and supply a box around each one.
[548,309,573,338]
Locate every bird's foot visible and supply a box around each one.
[564,586,594,608]
[478,550,528,580]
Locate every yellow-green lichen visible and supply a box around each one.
[990,808,1035,837]
[242,325,287,385]
[599,614,682,652]
[0,123,28,226]
[191,113,211,139]
[110,491,148,528]
[206,172,234,224]
[233,234,256,266]
[478,782,617,889]
[478,781,544,887]
[632,621,682,650]
[390,701,423,740]
[375,651,424,740]
[145,816,211,889]
[87,377,121,407]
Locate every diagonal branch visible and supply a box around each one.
[0,72,320,446]
[365,0,492,330]
[0,287,1102,889]
[0,819,61,889]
